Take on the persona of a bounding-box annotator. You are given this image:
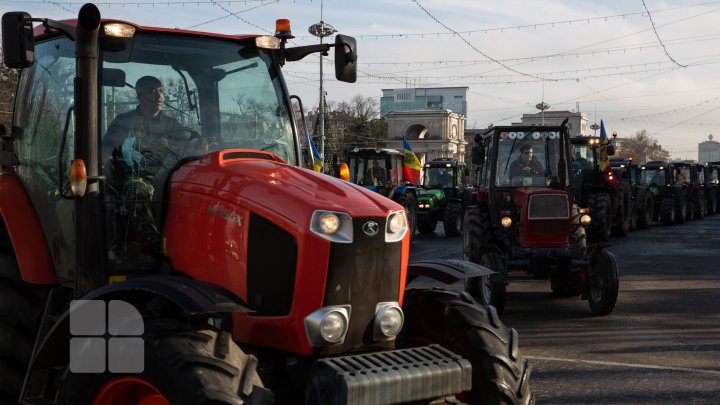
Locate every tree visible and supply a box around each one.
[0,52,19,130]
[617,130,670,162]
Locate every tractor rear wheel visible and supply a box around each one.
[660,196,676,225]
[0,250,47,404]
[400,289,534,405]
[588,250,619,316]
[58,326,271,405]
[442,201,463,237]
[463,205,506,314]
[637,194,654,229]
[417,219,437,234]
[393,192,417,240]
[587,193,611,242]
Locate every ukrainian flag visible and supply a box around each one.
[306,129,323,172]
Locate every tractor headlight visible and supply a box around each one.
[310,211,353,243]
[304,306,350,346]
[580,214,592,226]
[374,302,404,340]
[501,216,513,228]
[386,210,408,242]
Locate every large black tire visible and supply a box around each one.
[400,289,534,405]
[588,250,619,316]
[394,192,417,241]
[675,196,687,223]
[693,192,706,220]
[551,212,586,297]
[628,204,637,232]
[707,191,717,215]
[463,206,507,314]
[660,196,676,225]
[587,193,612,242]
[443,201,463,237]
[417,219,437,234]
[0,250,47,405]
[611,197,630,237]
[637,194,654,229]
[58,326,271,405]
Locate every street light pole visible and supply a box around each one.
[535,101,550,126]
[309,15,336,172]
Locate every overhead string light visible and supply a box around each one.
[642,0,686,68]
[185,0,278,30]
[287,2,720,40]
[410,0,555,82]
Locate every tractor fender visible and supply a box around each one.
[407,259,495,285]
[27,275,252,371]
[0,174,55,284]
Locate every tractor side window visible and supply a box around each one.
[13,37,77,278]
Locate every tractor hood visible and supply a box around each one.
[169,151,402,220]
[419,189,446,200]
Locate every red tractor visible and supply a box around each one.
[463,123,619,316]
[0,4,533,404]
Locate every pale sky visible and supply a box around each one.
[3,0,720,159]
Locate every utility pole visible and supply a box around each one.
[309,0,336,172]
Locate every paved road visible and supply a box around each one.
[409,216,720,404]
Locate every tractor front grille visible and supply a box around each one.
[527,220,568,234]
[528,194,569,219]
[311,345,471,405]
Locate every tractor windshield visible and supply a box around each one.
[423,166,454,189]
[100,32,296,170]
[640,168,665,186]
[349,156,390,186]
[571,143,595,174]
[495,130,565,187]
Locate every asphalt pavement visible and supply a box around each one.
[409,215,720,404]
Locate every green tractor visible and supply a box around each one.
[345,148,418,238]
[416,158,468,237]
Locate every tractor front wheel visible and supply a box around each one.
[58,327,271,405]
[400,289,534,405]
[588,250,619,316]
[463,205,506,313]
[443,201,463,237]
[417,219,437,234]
[660,196,676,225]
[637,194,654,229]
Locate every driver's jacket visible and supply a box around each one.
[103,107,181,181]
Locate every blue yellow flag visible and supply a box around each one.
[402,136,421,184]
[306,129,323,172]
[598,120,618,187]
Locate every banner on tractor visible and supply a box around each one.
[402,136,421,184]
[306,129,323,172]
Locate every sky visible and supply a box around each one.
[3,0,720,159]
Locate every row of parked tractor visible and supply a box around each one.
[345,126,720,320]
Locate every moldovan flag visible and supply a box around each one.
[402,136,421,184]
[306,129,323,172]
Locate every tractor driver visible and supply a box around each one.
[509,144,545,180]
[103,75,206,259]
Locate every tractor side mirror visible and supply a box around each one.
[2,12,35,68]
[334,34,357,83]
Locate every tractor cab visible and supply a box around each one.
[416,158,468,237]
